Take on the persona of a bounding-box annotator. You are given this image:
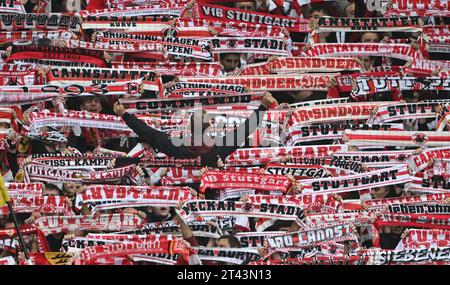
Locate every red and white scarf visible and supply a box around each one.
[96,32,212,59]
[248,193,343,214]
[235,231,287,248]
[300,165,410,194]
[62,237,119,253]
[303,43,422,61]
[208,37,289,56]
[0,225,49,253]
[207,19,285,38]
[28,111,179,140]
[111,62,225,77]
[371,246,450,265]
[0,256,16,265]
[192,246,261,265]
[306,212,372,227]
[333,149,415,168]
[6,182,44,199]
[249,255,369,265]
[0,13,81,31]
[47,66,161,93]
[24,163,144,185]
[290,98,349,108]
[288,102,381,126]
[403,229,450,249]
[352,77,450,97]
[0,79,142,98]
[199,170,292,195]
[163,81,247,98]
[410,58,450,75]
[75,238,189,265]
[0,0,26,14]
[197,1,310,32]
[178,74,335,91]
[388,202,450,215]
[119,92,264,112]
[437,111,450,131]
[28,110,128,132]
[122,219,222,238]
[158,166,201,185]
[407,146,450,173]
[285,123,403,145]
[266,224,356,253]
[5,182,44,191]
[78,184,195,211]
[265,163,335,180]
[138,157,203,167]
[79,4,187,17]
[317,16,421,32]
[63,39,165,54]
[363,193,450,211]
[0,195,71,215]
[7,44,107,67]
[344,129,450,148]
[0,92,57,107]
[225,145,347,166]
[129,253,181,265]
[81,16,174,32]
[426,41,450,54]
[386,0,450,17]
[374,212,450,230]
[29,154,114,170]
[120,221,180,235]
[330,71,401,96]
[0,63,38,86]
[266,57,362,74]
[368,102,443,124]
[33,213,145,235]
[0,30,75,45]
[407,172,450,194]
[178,200,305,223]
[106,0,190,8]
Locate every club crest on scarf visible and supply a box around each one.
[163,27,179,38]
[227,38,237,48]
[242,202,254,212]
[412,133,429,146]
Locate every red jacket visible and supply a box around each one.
[86,0,106,11]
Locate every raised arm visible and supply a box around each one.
[114,102,193,158]
[214,92,277,158]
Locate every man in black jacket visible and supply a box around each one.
[113,92,277,167]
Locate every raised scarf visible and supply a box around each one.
[196,1,310,32]
[178,73,336,91]
[199,170,292,194]
[33,213,145,235]
[344,130,450,148]
[300,165,411,195]
[303,43,422,61]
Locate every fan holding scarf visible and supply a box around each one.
[113,92,277,167]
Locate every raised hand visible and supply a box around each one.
[113,102,126,117]
[262,92,278,109]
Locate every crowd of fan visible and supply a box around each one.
[0,0,450,265]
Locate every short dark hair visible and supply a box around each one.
[309,4,328,15]
[218,235,241,248]
[52,0,67,12]
[403,90,420,99]
[264,220,294,231]
[219,53,241,61]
